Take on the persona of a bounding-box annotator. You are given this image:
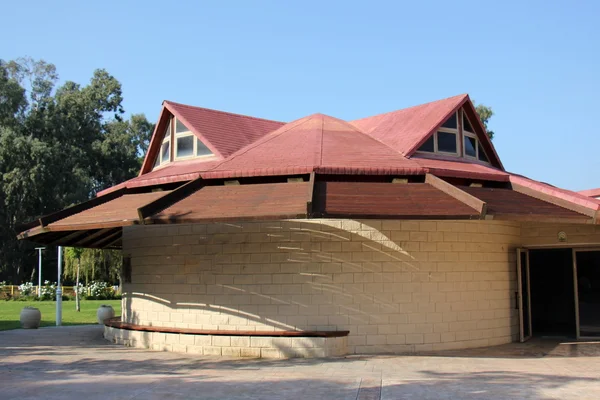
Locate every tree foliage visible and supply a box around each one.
[0,57,154,283]
[475,104,495,140]
[64,247,123,285]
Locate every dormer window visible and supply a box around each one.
[418,112,459,155]
[152,116,214,170]
[417,108,490,163]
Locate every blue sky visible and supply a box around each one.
[2,0,598,191]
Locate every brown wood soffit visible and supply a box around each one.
[17,174,599,246]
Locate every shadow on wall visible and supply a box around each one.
[121,219,520,351]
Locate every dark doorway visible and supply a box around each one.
[576,251,600,337]
[528,249,576,337]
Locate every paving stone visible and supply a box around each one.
[1,325,600,399]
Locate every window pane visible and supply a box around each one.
[197,138,212,156]
[176,119,190,134]
[441,112,457,129]
[437,131,457,153]
[162,121,171,141]
[176,135,194,158]
[161,141,170,163]
[418,136,434,152]
[463,113,474,132]
[464,136,476,157]
[153,154,160,168]
[478,143,489,162]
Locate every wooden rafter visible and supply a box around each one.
[306,172,316,216]
[425,174,487,217]
[137,177,205,223]
[95,230,122,249]
[77,228,118,247]
[510,179,598,223]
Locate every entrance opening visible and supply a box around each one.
[576,251,600,337]
[529,249,576,337]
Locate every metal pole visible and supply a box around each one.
[35,247,45,297]
[56,246,63,326]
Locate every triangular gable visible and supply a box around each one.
[409,96,503,170]
[140,101,285,176]
[350,94,504,170]
[140,103,224,176]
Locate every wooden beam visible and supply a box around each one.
[16,225,48,240]
[76,228,117,247]
[425,174,487,217]
[48,230,93,246]
[137,177,205,223]
[97,231,123,249]
[85,229,121,248]
[306,172,316,216]
[38,188,128,228]
[510,180,597,222]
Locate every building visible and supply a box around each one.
[580,188,600,200]
[18,94,600,358]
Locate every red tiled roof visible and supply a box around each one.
[579,188,600,198]
[165,101,285,158]
[413,157,509,181]
[203,114,424,179]
[350,94,467,156]
[149,183,309,223]
[98,158,221,196]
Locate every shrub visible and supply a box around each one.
[87,281,113,299]
[40,280,57,301]
[18,282,35,297]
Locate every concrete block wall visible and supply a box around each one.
[122,219,522,354]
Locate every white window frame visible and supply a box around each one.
[174,118,213,160]
[416,109,492,165]
[463,132,478,159]
[159,120,171,165]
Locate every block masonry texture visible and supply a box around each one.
[120,219,528,354]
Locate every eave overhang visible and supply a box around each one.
[17,172,598,250]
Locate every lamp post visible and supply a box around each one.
[35,247,45,297]
[56,246,63,326]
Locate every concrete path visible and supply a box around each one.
[1,326,600,399]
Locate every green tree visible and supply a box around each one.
[475,104,495,140]
[0,57,153,283]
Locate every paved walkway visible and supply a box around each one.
[1,326,600,399]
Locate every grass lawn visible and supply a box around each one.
[0,299,121,331]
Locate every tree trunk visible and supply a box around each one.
[75,258,81,312]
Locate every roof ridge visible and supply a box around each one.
[163,100,285,125]
[206,115,318,172]
[350,93,468,124]
[320,113,413,159]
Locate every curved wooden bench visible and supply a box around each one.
[104,318,349,338]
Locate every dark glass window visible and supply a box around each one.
[417,136,434,152]
[437,131,457,153]
[176,135,194,158]
[463,113,474,132]
[175,119,190,134]
[441,112,458,129]
[163,121,171,140]
[478,143,489,162]
[161,141,170,163]
[197,138,212,156]
[464,136,477,157]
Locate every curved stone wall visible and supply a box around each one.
[121,219,521,354]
